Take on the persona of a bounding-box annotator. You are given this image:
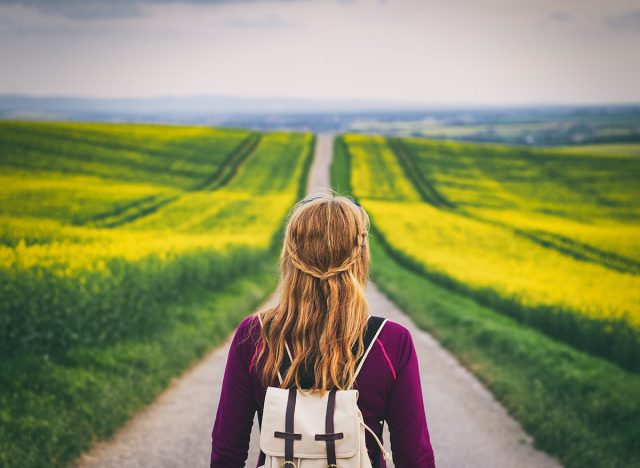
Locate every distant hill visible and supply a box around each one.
[1,94,639,143]
[0,94,429,118]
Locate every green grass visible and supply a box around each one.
[331,139,640,468]
[0,253,280,468]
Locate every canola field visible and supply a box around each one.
[0,121,314,466]
[340,134,640,369]
[0,121,313,355]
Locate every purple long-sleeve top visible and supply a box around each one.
[210,314,436,467]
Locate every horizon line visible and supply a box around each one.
[1,92,639,110]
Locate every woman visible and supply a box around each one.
[210,193,436,467]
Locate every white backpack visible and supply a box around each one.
[257,316,392,468]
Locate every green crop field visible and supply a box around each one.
[339,134,640,369]
[558,143,640,157]
[0,121,314,467]
[332,135,640,467]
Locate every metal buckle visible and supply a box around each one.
[281,462,297,468]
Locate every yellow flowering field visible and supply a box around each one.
[0,122,313,354]
[342,134,640,368]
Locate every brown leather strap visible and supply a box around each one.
[314,432,344,441]
[325,388,338,465]
[274,431,302,441]
[285,388,297,462]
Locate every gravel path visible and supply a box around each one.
[75,134,561,468]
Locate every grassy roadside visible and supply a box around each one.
[0,252,279,467]
[331,137,640,468]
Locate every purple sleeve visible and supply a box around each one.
[384,326,436,467]
[210,317,257,467]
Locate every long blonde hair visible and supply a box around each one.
[253,191,371,394]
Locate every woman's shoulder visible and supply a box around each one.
[377,317,413,342]
[375,318,417,369]
[236,313,261,336]
[230,314,262,360]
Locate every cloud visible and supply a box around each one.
[226,14,295,30]
[605,9,640,32]
[546,11,572,23]
[0,0,256,19]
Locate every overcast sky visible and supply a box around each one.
[0,0,639,105]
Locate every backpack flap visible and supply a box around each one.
[260,386,360,459]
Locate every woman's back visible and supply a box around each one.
[210,314,435,467]
[209,193,435,467]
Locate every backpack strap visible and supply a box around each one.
[315,388,342,466]
[257,313,293,385]
[275,315,388,388]
[350,316,387,388]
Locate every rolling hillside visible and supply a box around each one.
[340,134,640,370]
[0,121,314,467]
